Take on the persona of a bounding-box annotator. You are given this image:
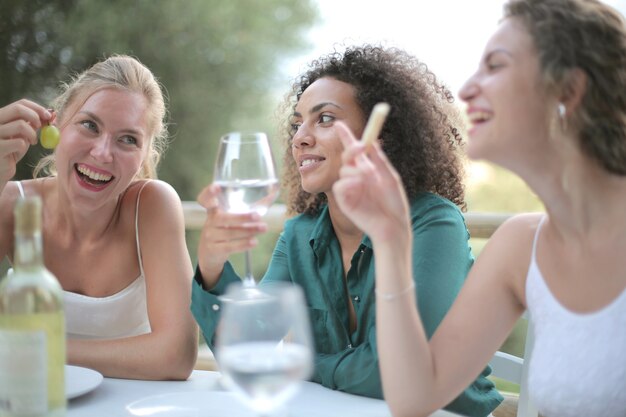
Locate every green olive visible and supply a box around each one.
[40,125,60,149]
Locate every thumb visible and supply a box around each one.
[197,183,221,209]
[333,176,363,212]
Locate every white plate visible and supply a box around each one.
[127,391,256,417]
[65,365,103,400]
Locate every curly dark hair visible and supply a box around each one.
[505,0,626,175]
[279,44,467,216]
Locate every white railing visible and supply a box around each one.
[182,201,512,239]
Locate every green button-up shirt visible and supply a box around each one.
[191,192,503,417]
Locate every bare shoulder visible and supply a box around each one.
[125,180,185,228]
[493,212,544,244]
[483,212,544,266]
[123,179,181,208]
[0,181,20,215]
[0,179,46,227]
[126,181,192,284]
[138,180,181,204]
[475,212,544,306]
[0,179,48,257]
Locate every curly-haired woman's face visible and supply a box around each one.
[459,18,553,167]
[291,77,365,196]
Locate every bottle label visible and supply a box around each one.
[0,330,47,414]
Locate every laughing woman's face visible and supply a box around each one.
[54,88,150,209]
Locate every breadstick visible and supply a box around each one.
[361,102,390,147]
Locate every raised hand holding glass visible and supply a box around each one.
[213,132,279,287]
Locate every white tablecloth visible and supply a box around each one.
[68,370,460,417]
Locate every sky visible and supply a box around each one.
[285,0,626,100]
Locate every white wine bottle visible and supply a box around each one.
[0,196,66,416]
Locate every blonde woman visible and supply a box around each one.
[0,55,197,380]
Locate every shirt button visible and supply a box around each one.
[353,296,360,302]
[212,304,220,311]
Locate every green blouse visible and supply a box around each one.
[191,192,503,417]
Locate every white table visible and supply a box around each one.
[68,370,460,416]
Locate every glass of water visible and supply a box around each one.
[216,283,313,416]
[213,132,280,288]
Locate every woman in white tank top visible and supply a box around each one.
[0,56,197,380]
[330,1,626,416]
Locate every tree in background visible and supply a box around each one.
[1,0,318,199]
[0,0,78,180]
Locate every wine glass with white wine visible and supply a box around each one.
[216,283,313,416]
[213,132,280,288]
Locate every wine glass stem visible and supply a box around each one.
[243,249,255,287]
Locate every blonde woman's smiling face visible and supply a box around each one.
[55,88,150,208]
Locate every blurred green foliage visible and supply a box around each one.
[1,0,317,277]
[1,0,318,199]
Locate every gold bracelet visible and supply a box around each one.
[375,281,415,301]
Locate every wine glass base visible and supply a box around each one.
[218,285,272,304]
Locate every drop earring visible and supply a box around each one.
[558,103,567,130]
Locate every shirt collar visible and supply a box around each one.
[308,205,373,252]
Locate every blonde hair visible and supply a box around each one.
[34,55,168,179]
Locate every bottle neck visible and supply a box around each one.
[14,231,44,271]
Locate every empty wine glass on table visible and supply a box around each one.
[216,283,314,416]
[213,132,280,288]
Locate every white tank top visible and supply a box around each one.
[63,181,152,339]
[526,217,626,417]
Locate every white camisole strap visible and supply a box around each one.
[135,180,151,278]
[529,214,546,261]
[16,181,25,198]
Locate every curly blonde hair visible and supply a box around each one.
[280,45,467,216]
[34,54,168,179]
[505,0,626,175]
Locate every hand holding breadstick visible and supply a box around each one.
[361,102,390,147]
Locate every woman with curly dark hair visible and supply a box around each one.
[281,45,466,216]
[191,45,502,416]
